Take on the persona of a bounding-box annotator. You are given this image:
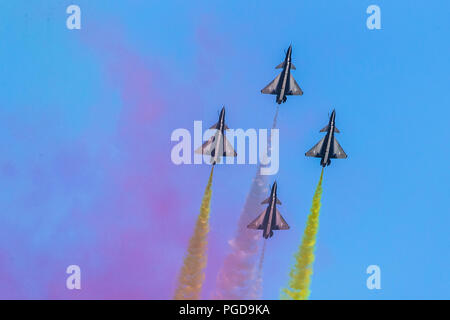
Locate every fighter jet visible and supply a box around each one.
[247,181,289,239]
[305,109,347,167]
[261,45,303,104]
[195,106,237,165]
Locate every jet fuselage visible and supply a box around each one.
[320,110,336,167]
[276,46,293,104]
[262,182,278,239]
[211,107,226,165]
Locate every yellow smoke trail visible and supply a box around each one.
[174,166,214,300]
[282,168,324,300]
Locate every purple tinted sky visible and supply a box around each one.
[0,1,448,299]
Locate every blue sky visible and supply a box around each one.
[0,1,448,299]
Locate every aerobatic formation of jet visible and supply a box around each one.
[261,45,303,104]
[306,109,347,167]
[247,181,290,239]
[195,106,237,165]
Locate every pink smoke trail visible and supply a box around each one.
[42,23,189,300]
[250,239,267,299]
[213,107,279,299]
[213,165,268,299]
[257,240,267,278]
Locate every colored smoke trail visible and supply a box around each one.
[251,240,267,298]
[257,240,267,277]
[272,105,280,129]
[282,169,324,300]
[213,165,267,299]
[213,108,278,299]
[174,167,215,300]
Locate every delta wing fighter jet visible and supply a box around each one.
[195,107,237,165]
[306,109,347,167]
[261,45,303,104]
[247,181,289,239]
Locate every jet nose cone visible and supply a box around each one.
[330,109,336,119]
[273,181,278,190]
